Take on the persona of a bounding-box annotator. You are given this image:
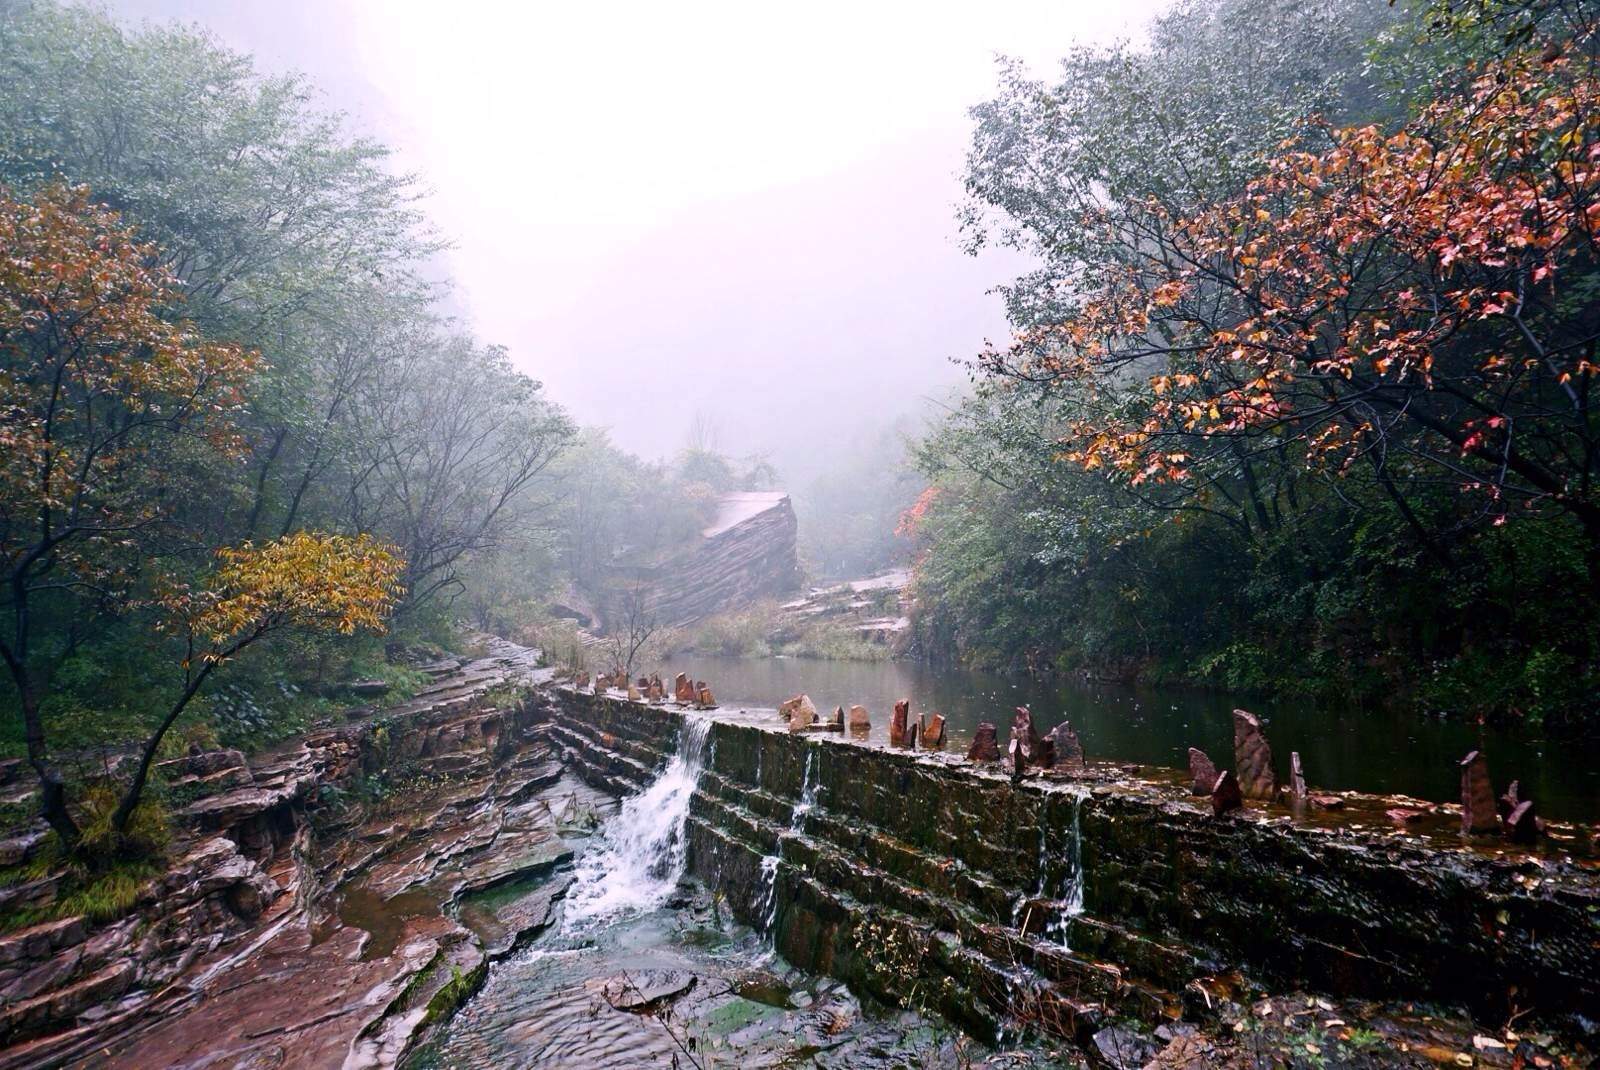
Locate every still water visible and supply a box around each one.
[673,655,1600,822]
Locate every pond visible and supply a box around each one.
[670,654,1600,822]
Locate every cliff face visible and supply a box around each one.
[616,491,802,629]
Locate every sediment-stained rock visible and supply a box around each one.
[1231,710,1276,800]
[890,700,910,748]
[1211,770,1243,816]
[967,722,1000,762]
[922,714,946,749]
[1459,750,1498,834]
[1187,748,1219,796]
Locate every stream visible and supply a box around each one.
[406,716,992,1069]
[671,654,1600,821]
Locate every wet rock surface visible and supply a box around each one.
[0,635,559,1070]
[552,686,1600,1067]
[8,637,1596,1070]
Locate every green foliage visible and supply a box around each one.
[0,2,573,828]
[909,0,1600,730]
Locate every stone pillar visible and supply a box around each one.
[847,705,871,736]
[1187,748,1219,795]
[1459,751,1498,835]
[1049,720,1085,771]
[890,700,910,748]
[1211,770,1243,817]
[1232,709,1276,800]
[1289,752,1308,802]
[1008,707,1042,770]
[967,722,1000,762]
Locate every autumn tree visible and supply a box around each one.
[114,532,402,837]
[0,185,404,847]
[1009,48,1600,572]
[0,185,258,841]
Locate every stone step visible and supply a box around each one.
[686,787,1187,1032]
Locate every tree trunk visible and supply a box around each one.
[112,667,212,835]
[18,683,78,844]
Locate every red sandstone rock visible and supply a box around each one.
[1505,800,1543,845]
[1232,709,1276,800]
[847,705,870,735]
[1386,807,1427,825]
[1048,720,1085,770]
[967,722,1000,762]
[1187,748,1219,796]
[1309,793,1344,810]
[674,673,695,703]
[696,684,715,707]
[787,694,819,733]
[1211,770,1244,817]
[890,700,910,748]
[1008,707,1043,769]
[1459,750,1498,835]
[923,714,946,749]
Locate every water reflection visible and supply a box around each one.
[672,655,1600,821]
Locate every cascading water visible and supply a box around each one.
[562,716,711,929]
[1015,788,1087,948]
[1062,789,1085,917]
[757,746,820,935]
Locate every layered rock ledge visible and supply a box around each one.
[0,637,582,1069]
[549,688,1600,1056]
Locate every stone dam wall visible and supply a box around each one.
[549,688,1600,1046]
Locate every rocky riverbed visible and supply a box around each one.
[2,638,1597,1068]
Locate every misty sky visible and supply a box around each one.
[107,0,1165,479]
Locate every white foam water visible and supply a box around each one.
[1015,788,1088,947]
[758,746,821,936]
[562,716,712,929]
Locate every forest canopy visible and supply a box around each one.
[908,0,1600,729]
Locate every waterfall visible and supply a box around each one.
[1063,789,1085,918]
[563,716,711,929]
[1016,788,1088,948]
[758,745,820,935]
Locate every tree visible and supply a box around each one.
[1017,49,1600,570]
[0,184,257,842]
[0,184,406,848]
[338,334,573,609]
[601,582,659,681]
[113,531,402,837]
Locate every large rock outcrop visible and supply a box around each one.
[602,492,802,629]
